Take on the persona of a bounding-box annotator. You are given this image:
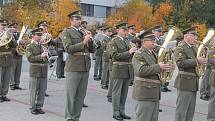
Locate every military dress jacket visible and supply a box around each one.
[174,41,199,91]
[132,47,161,101]
[94,33,105,56]
[101,35,111,62]
[108,36,132,79]
[208,47,215,87]
[0,31,17,67]
[60,27,94,72]
[26,41,48,78]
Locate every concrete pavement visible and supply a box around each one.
[0,57,209,121]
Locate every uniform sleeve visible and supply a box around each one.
[60,29,85,54]
[174,47,197,68]
[26,45,43,63]
[108,40,131,61]
[132,53,160,77]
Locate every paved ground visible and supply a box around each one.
[0,57,209,121]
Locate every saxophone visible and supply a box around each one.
[196,28,215,76]
[158,26,181,85]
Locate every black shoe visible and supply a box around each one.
[45,93,49,97]
[60,75,65,78]
[94,77,100,81]
[15,86,22,90]
[121,114,131,119]
[107,98,112,103]
[101,85,108,90]
[11,87,15,90]
[37,109,45,114]
[159,109,162,112]
[113,115,123,121]
[31,109,39,115]
[161,88,168,92]
[0,97,4,103]
[129,82,133,86]
[83,103,88,108]
[2,96,10,102]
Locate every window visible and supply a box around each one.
[106,7,112,17]
[80,3,94,17]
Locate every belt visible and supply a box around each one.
[73,52,90,56]
[178,71,197,76]
[0,51,12,55]
[113,62,131,65]
[30,63,48,66]
[135,77,161,84]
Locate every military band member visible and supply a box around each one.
[207,38,215,121]
[101,26,112,89]
[94,25,105,80]
[108,22,137,120]
[60,10,94,121]
[125,24,137,86]
[26,28,48,114]
[0,19,17,102]
[132,31,173,121]
[37,21,56,97]
[174,28,207,121]
[9,23,23,90]
[55,32,65,78]
[107,32,117,103]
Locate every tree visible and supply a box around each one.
[2,0,79,37]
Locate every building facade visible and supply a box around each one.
[80,0,125,25]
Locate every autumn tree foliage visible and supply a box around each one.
[105,0,173,32]
[2,0,79,37]
[50,0,79,37]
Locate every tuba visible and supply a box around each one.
[158,26,181,85]
[196,28,215,76]
[0,30,13,47]
[16,25,30,55]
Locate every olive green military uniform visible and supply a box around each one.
[101,35,111,87]
[11,32,23,89]
[106,39,114,101]
[0,32,16,98]
[26,41,48,109]
[174,41,199,121]
[94,33,105,79]
[61,27,94,121]
[108,35,132,117]
[125,34,136,85]
[200,67,211,100]
[132,47,161,121]
[207,47,215,121]
[55,36,65,77]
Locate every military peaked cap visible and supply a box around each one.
[68,10,81,18]
[128,24,135,29]
[0,19,8,25]
[8,23,18,28]
[115,22,128,29]
[182,27,198,36]
[31,28,43,35]
[37,21,48,27]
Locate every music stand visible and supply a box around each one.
[48,56,58,80]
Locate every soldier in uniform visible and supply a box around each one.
[100,26,112,89]
[8,23,23,90]
[93,25,105,80]
[37,21,56,97]
[60,10,94,121]
[0,19,17,102]
[174,28,207,121]
[106,32,117,103]
[132,31,173,121]
[207,39,215,121]
[108,22,138,120]
[55,31,65,78]
[26,28,48,114]
[125,25,137,86]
